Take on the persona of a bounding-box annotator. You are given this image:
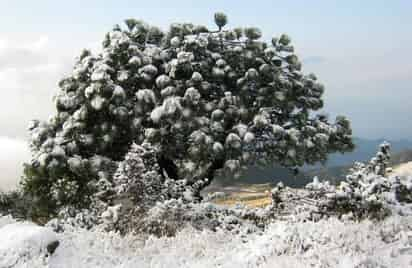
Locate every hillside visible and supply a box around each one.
[327,137,412,167]
[212,160,412,209]
[213,143,412,188]
[391,149,412,166]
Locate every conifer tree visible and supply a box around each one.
[23,13,354,214]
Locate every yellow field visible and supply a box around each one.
[211,183,273,208]
[214,195,271,208]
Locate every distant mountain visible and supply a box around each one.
[390,149,412,166]
[214,137,412,188]
[326,137,412,167]
[217,164,312,188]
[306,148,412,183]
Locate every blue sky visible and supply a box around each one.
[2,0,411,139]
[0,0,411,189]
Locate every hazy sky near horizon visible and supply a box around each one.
[0,0,411,189]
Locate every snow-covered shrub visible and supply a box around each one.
[46,201,105,232]
[4,212,412,267]
[112,143,165,209]
[111,142,209,209]
[88,142,272,234]
[0,190,39,222]
[117,198,272,237]
[302,142,412,220]
[22,12,354,217]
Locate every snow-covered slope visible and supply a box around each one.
[1,214,412,268]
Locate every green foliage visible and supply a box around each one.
[0,188,48,223]
[214,12,228,29]
[21,162,96,219]
[22,12,354,216]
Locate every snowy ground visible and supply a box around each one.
[1,213,412,268]
[2,160,412,267]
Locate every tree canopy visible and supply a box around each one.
[23,13,354,214]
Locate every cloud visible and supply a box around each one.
[0,36,84,191]
[0,137,30,192]
[0,35,74,138]
[25,35,49,52]
[0,36,51,70]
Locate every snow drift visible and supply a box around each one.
[0,221,58,268]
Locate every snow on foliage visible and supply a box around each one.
[22,12,354,216]
[112,143,165,208]
[2,141,412,267]
[38,142,412,240]
[2,11,411,268]
[1,213,412,267]
[302,142,412,220]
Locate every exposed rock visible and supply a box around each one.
[46,240,60,255]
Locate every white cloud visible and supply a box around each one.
[0,39,7,51]
[0,35,75,138]
[26,35,49,52]
[0,36,66,191]
[0,35,97,191]
[0,136,30,192]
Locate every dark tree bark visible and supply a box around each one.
[201,158,225,188]
[157,155,225,198]
[157,155,179,180]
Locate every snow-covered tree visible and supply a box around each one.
[22,13,354,215]
[112,142,166,209]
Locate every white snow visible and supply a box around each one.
[128,56,142,66]
[90,95,106,111]
[225,133,241,149]
[184,87,201,105]
[51,146,65,158]
[0,222,58,268]
[150,106,164,123]
[170,36,181,47]
[151,97,182,123]
[1,214,412,267]
[136,89,156,104]
[165,98,183,117]
[225,159,241,172]
[253,114,269,128]
[155,75,171,89]
[213,142,224,154]
[177,51,194,63]
[112,85,126,99]
[191,72,203,82]
[101,204,122,224]
[90,64,111,81]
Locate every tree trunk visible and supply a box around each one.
[157,155,179,180]
[157,156,225,201]
[200,158,225,188]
